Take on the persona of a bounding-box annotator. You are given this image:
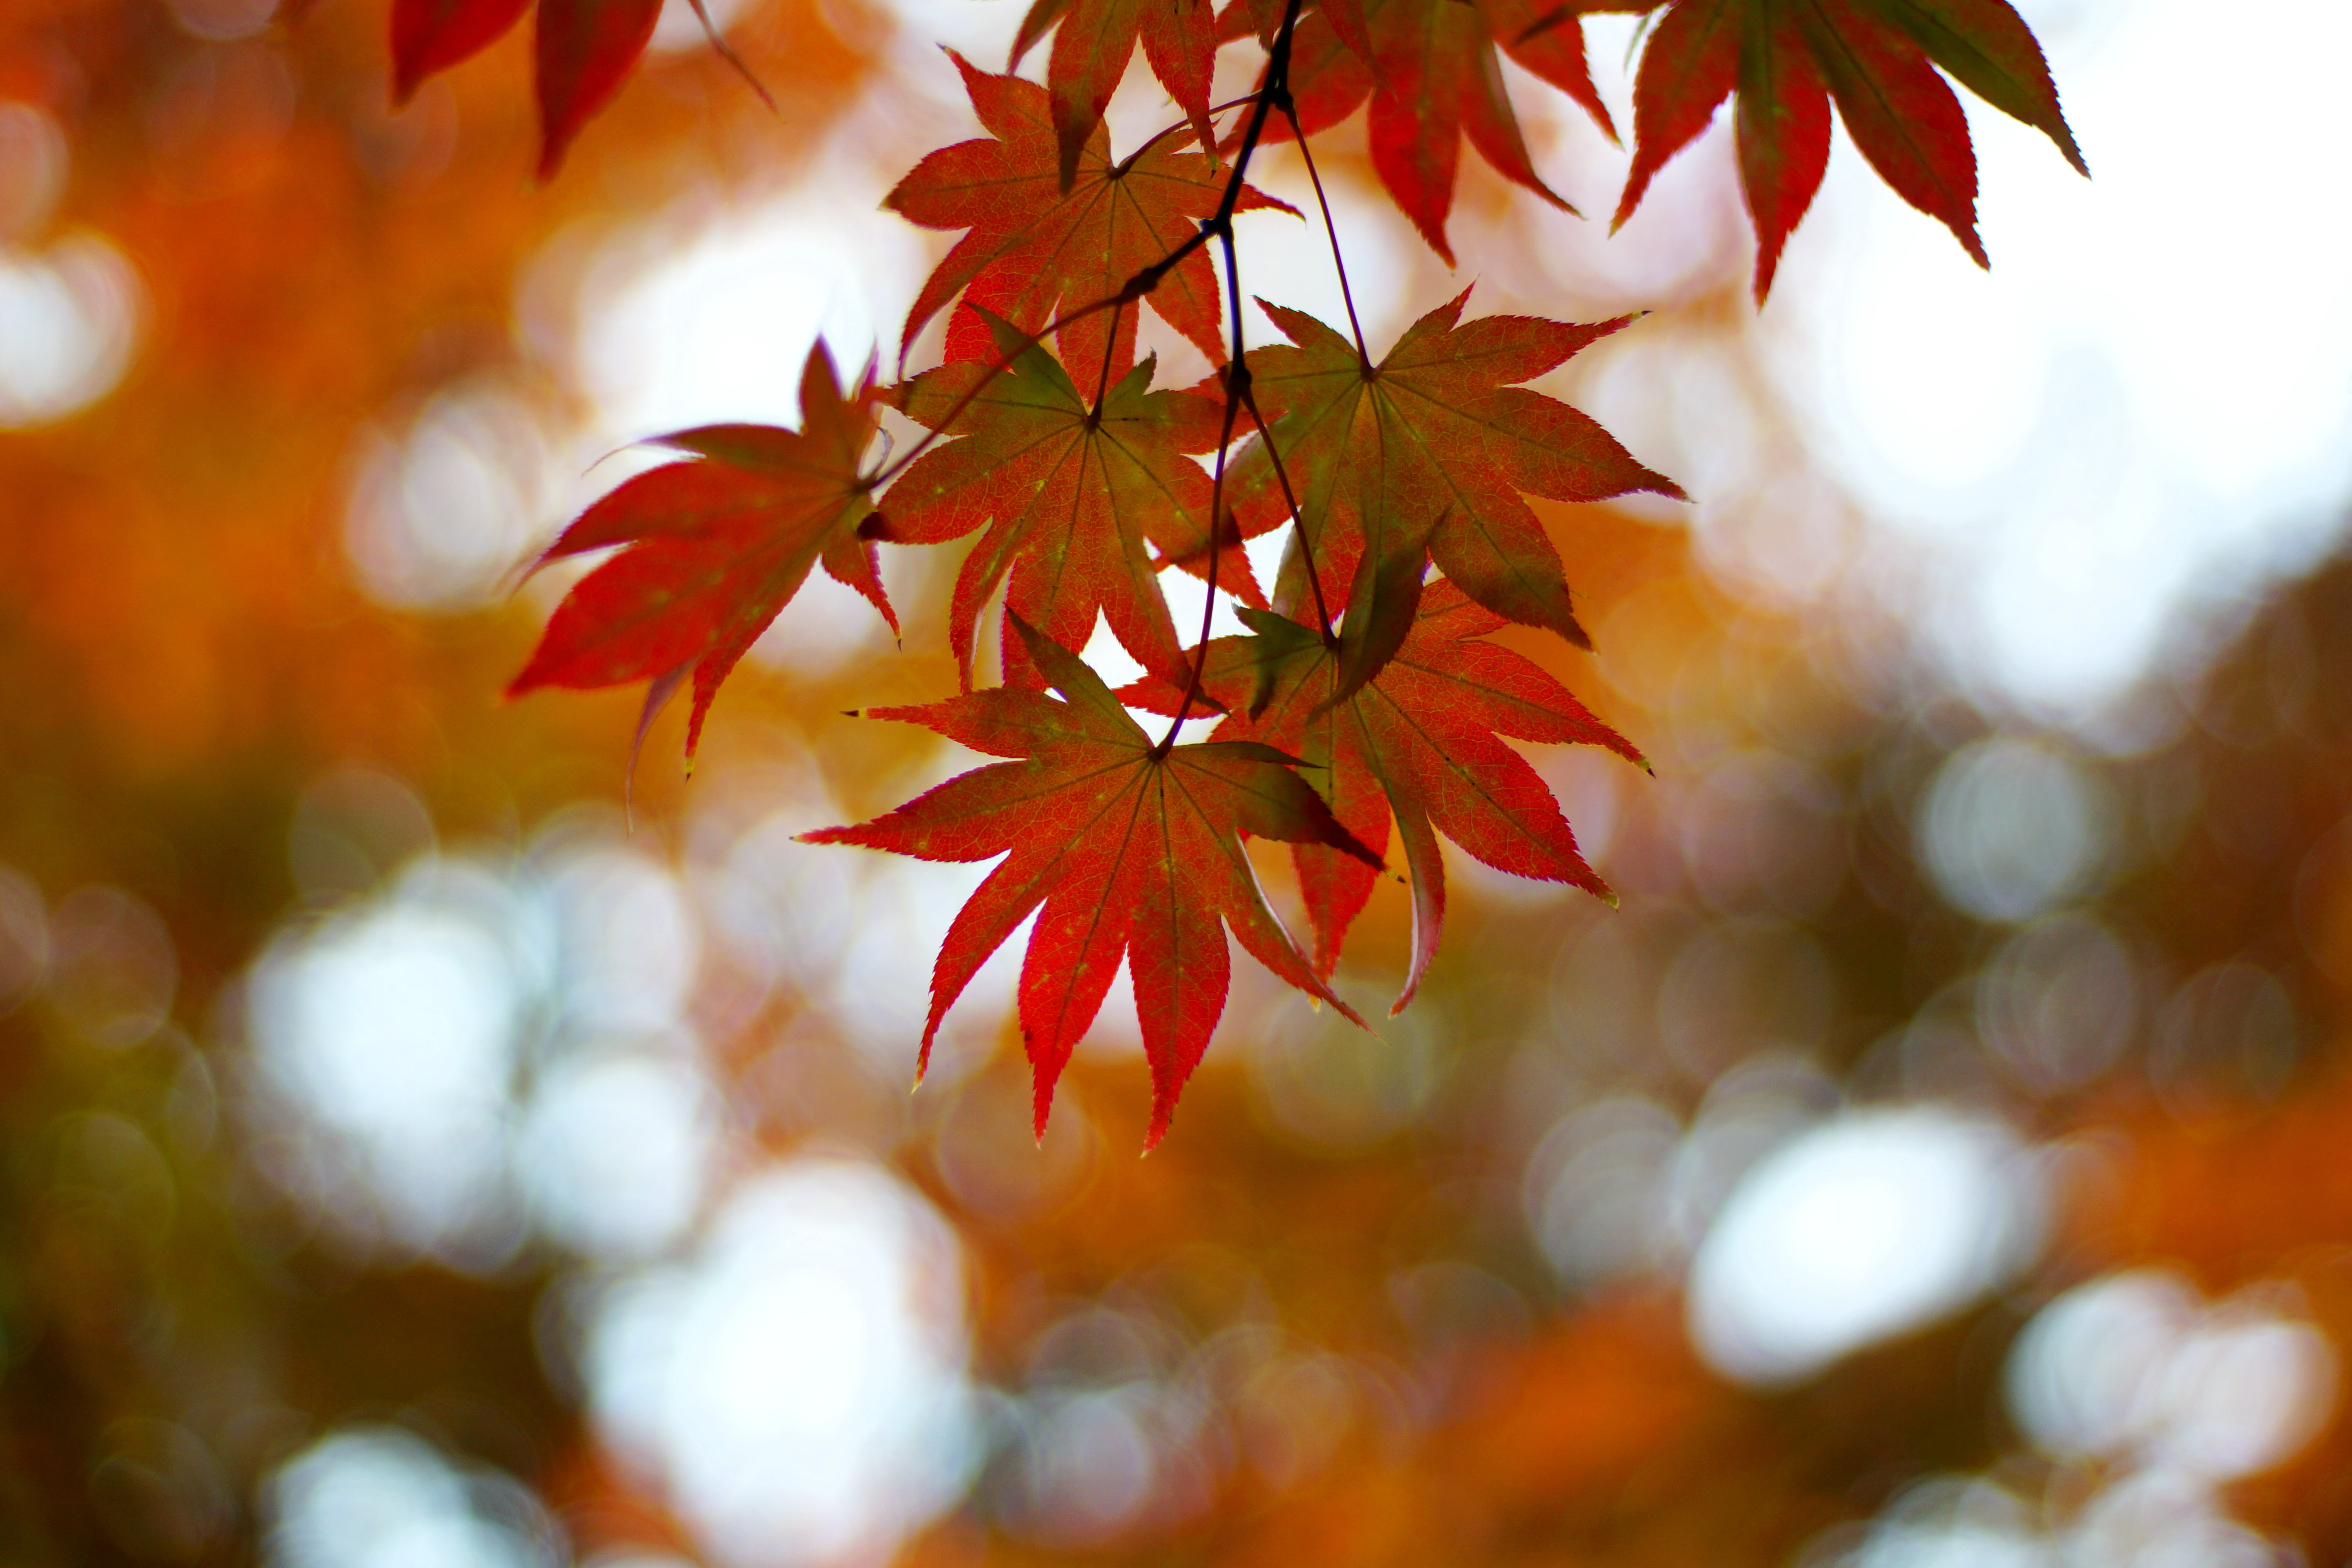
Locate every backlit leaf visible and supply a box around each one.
[803,613,1377,1146]
[508,341,890,759]
[1126,579,1642,1010]
[880,310,1255,695]
[1223,291,1681,652]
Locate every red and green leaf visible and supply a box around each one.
[881,310,1251,695]
[803,614,1377,1147]
[1222,290,1680,650]
[508,341,889,758]
[1127,577,1642,1011]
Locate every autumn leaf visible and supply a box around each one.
[390,0,661,177]
[1218,0,1371,142]
[1223,291,1680,652]
[802,613,1377,1147]
[1609,0,2087,298]
[1237,0,1626,264]
[508,340,890,759]
[1010,0,1219,191]
[1126,576,1640,1012]
[885,54,1294,387]
[880,309,1259,696]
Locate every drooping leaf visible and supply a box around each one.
[508,341,890,759]
[880,310,1261,695]
[390,0,663,176]
[1222,291,1680,653]
[1237,0,1628,264]
[1611,0,2086,298]
[802,614,1377,1147]
[1126,578,1642,1011]
[884,55,1294,385]
[1010,0,1219,191]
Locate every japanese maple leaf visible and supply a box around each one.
[885,55,1293,387]
[390,0,661,176]
[1009,0,1219,191]
[1610,0,2087,298]
[880,311,1255,695]
[1127,575,1642,1012]
[1231,0,1631,264]
[508,341,891,758]
[1221,292,1679,652]
[802,615,1377,1147]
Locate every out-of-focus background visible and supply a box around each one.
[8,0,2352,1563]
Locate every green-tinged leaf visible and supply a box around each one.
[1220,291,1680,653]
[880,309,1250,696]
[1125,580,1642,1010]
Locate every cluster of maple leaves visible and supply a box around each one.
[369,0,2081,1141]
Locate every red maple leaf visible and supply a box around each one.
[1127,575,1641,1013]
[1609,0,2087,298]
[880,310,1262,696]
[802,614,1378,1147]
[885,55,1294,386]
[1223,291,1680,652]
[508,341,891,759]
[390,0,666,177]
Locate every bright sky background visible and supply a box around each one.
[1763,0,2352,725]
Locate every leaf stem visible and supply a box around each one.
[1156,0,1307,754]
[866,290,1127,489]
[1156,357,1245,756]
[686,0,779,115]
[1279,96,1369,368]
[1090,298,1124,416]
[1234,378,1334,639]
[1114,94,1265,176]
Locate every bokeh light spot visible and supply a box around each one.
[585,1161,976,1568]
[0,233,142,428]
[1920,737,2112,922]
[1688,1107,2045,1385]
